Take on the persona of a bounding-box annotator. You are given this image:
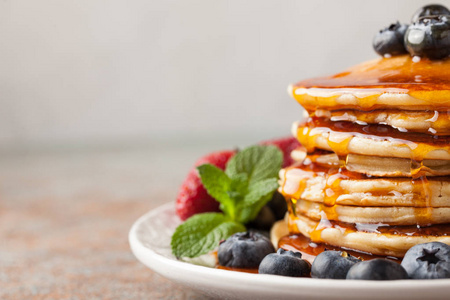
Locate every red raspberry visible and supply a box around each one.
[261,136,300,167]
[175,150,236,220]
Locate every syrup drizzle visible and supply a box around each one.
[291,55,450,111]
[281,120,449,247]
[315,109,450,136]
[295,117,450,161]
[278,234,400,264]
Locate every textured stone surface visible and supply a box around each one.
[0,145,214,299]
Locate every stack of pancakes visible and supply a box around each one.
[279,55,450,257]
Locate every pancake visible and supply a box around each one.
[289,55,450,112]
[293,119,450,160]
[280,167,450,207]
[315,109,450,136]
[295,198,450,226]
[345,153,450,177]
[270,219,290,249]
[283,53,450,258]
[287,213,450,257]
[290,149,450,177]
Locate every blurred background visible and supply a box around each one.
[0,0,442,151]
[3,1,448,298]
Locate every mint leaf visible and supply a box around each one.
[229,173,249,197]
[242,178,279,208]
[171,213,246,258]
[225,145,283,186]
[197,164,235,217]
[236,178,279,223]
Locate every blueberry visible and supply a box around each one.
[346,258,409,280]
[405,15,450,60]
[411,4,450,22]
[259,248,311,277]
[247,206,276,231]
[218,231,275,268]
[373,22,409,57]
[267,191,288,220]
[401,242,450,279]
[311,250,361,279]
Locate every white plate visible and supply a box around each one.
[129,203,450,300]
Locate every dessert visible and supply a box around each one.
[170,4,450,280]
[278,8,450,260]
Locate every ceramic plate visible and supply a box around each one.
[129,202,450,300]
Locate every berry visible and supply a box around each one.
[247,205,277,231]
[267,191,288,220]
[218,231,275,269]
[373,22,408,57]
[261,136,300,167]
[405,15,450,60]
[259,248,311,277]
[175,150,236,220]
[248,191,288,231]
[346,259,409,280]
[401,242,450,279]
[311,250,361,279]
[411,4,450,22]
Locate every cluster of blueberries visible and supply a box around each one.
[373,4,450,59]
[218,232,450,280]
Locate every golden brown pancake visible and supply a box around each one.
[295,198,450,226]
[290,149,450,177]
[289,55,450,112]
[280,167,450,207]
[315,109,450,136]
[286,214,450,257]
[293,119,450,160]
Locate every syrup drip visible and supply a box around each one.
[280,162,366,201]
[282,162,446,238]
[296,117,450,162]
[284,122,448,242]
[281,161,443,207]
[281,162,360,242]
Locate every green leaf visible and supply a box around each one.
[197,164,235,217]
[225,145,283,186]
[229,173,249,197]
[171,213,246,258]
[236,178,279,223]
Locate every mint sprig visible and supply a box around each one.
[171,145,283,258]
[171,213,246,258]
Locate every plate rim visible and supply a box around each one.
[129,202,450,296]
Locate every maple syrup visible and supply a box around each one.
[216,265,259,274]
[291,55,450,111]
[278,234,399,264]
[295,117,450,161]
[317,109,450,136]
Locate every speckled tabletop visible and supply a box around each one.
[0,143,221,299]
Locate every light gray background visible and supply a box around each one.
[1,0,446,150]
